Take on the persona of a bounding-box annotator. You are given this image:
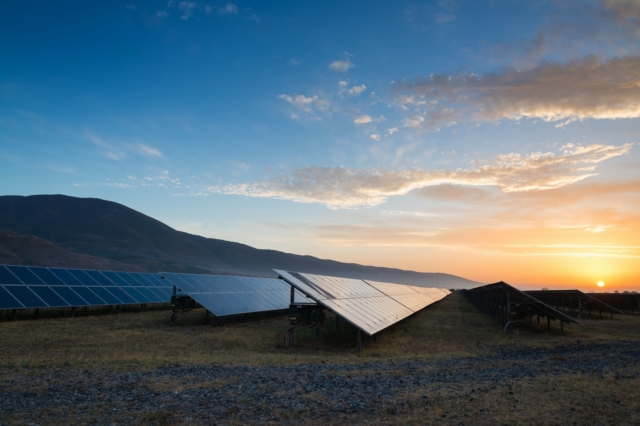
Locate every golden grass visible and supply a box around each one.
[0,292,638,371]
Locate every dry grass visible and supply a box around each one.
[0,292,638,371]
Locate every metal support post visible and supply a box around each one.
[11,309,17,321]
[335,315,340,331]
[560,321,564,334]
[578,299,582,319]
[547,317,551,330]
[71,307,76,317]
[34,308,39,317]
[288,285,295,346]
[356,329,362,353]
[506,291,511,325]
[116,305,120,314]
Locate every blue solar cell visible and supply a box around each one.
[162,275,193,292]
[90,287,123,304]
[0,266,22,284]
[114,272,141,287]
[0,286,24,309]
[49,268,84,286]
[122,273,148,286]
[140,273,164,287]
[101,271,130,287]
[72,287,107,305]
[5,286,46,308]
[29,286,69,307]
[106,287,137,304]
[135,287,162,303]
[6,266,44,285]
[84,270,115,287]
[121,287,150,303]
[68,270,100,286]
[146,287,169,303]
[50,287,88,306]
[30,267,65,285]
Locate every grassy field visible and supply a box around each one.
[1,293,640,425]
[0,292,638,370]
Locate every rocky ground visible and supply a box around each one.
[2,340,640,425]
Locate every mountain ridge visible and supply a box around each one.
[0,194,479,288]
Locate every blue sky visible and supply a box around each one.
[2,1,640,289]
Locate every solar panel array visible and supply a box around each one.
[161,273,309,317]
[275,270,451,335]
[0,264,173,310]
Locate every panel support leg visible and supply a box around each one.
[71,307,76,318]
[547,317,551,330]
[356,329,362,353]
[335,315,340,331]
[11,309,16,321]
[34,308,39,317]
[560,321,564,334]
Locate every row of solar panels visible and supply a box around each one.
[0,265,173,310]
[277,270,451,335]
[162,273,306,317]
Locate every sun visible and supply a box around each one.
[597,281,605,287]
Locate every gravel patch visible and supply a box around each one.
[2,340,639,425]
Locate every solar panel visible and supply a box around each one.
[6,266,44,285]
[462,282,580,333]
[0,286,23,309]
[5,286,46,308]
[275,271,449,336]
[0,266,21,284]
[161,273,307,317]
[29,267,65,285]
[0,264,175,311]
[50,286,88,306]
[29,286,69,307]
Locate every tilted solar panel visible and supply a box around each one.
[275,270,451,336]
[0,264,174,311]
[161,273,308,317]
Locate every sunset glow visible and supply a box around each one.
[1,1,639,292]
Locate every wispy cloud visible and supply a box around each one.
[436,0,459,24]
[88,133,163,161]
[397,55,640,129]
[136,143,163,157]
[88,134,127,161]
[354,115,373,125]
[278,94,329,114]
[178,1,196,20]
[212,143,633,209]
[329,57,354,72]
[338,81,366,96]
[219,3,238,14]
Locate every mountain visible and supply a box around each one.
[0,231,143,271]
[0,195,479,288]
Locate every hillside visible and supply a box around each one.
[0,231,143,271]
[0,195,479,288]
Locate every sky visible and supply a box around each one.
[1,0,639,291]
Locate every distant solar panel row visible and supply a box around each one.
[0,265,173,310]
[276,270,451,335]
[161,273,308,317]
